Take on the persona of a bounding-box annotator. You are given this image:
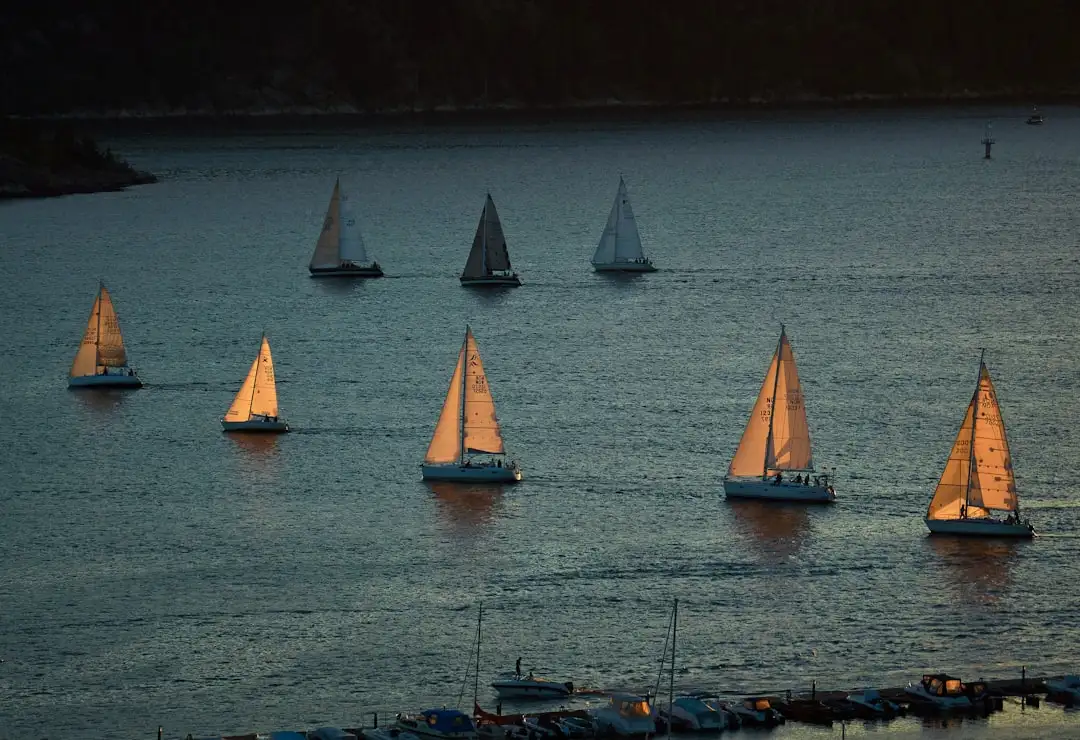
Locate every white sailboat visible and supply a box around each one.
[591,177,656,272]
[460,194,521,286]
[723,326,836,503]
[422,326,521,482]
[308,179,383,277]
[925,351,1033,536]
[222,335,289,432]
[69,282,142,388]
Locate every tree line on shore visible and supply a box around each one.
[2,1,1077,116]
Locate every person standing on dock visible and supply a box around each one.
[516,656,522,676]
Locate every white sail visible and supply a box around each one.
[462,194,513,278]
[224,336,280,423]
[310,180,343,270]
[592,177,646,265]
[927,358,1018,521]
[338,184,371,264]
[70,283,129,377]
[424,326,505,463]
[728,327,814,477]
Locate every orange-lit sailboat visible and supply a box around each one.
[925,351,1033,537]
[69,282,142,388]
[222,335,289,433]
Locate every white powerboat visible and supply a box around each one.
[726,697,784,727]
[590,694,656,737]
[844,689,900,718]
[491,672,573,700]
[1046,675,1080,704]
[904,674,985,709]
[662,695,728,731]
[396,710,477,740]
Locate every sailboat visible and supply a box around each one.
[221,335,289,432]
[460,194,521,286]
[723,326,836,503]
[308,179,384,277]
[591,177,656,272]
[422,326,521,482]
[924,351,1033,536]
[69,282,142,388]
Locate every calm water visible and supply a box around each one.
[1,107,1079,740]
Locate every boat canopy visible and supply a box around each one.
[420,709,475,732]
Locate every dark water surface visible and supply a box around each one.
[1,106,1078,739]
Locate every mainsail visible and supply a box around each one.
[462,194,512,278]
[337,183,370,264]
[70,283,129,377]
[727,327,814,477]
[310,180,372,268]
[927,357,1018,520]
[224,336,280,423]
[592,177,646,264]
[424,326,506,464]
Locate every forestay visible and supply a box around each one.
[592,177,646,264]
[224,336,280,422]
[70,284,129,377]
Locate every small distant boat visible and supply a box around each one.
[726,697,784,727]
[460,194,521,286]
[904,673,986,709]
[490,672,573,700]
[422,326,522,482]
[69,282,142,388]
[309,179,383,277]
[723,326,836,503]
[590,177,656,273]
[222,335,289,433]
[843,688,900,718]
[1046,675,1080,704]
[1026,106,1045,125]
[925,351,1033,537]
[590,694,656,737]
[396,710,477,740]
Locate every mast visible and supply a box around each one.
[763,326,784,479]
[667,598,677,740]
[964,348,985,518]
[95,281,103,370]
[482,197,488,275]
[459,328,468,464]
[248,335,264,421]
[474,602,482,709]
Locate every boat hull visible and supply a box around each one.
[925,518,1034,537]
[592,261,657,273]
[460,274,521,287]
[723,477,836,503]
[422,463,521,482]
[491,681,572,700]
[69,373,142,388]
[222,419,290,433]
[309,265,384,277]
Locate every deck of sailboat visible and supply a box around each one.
[723,477,836,503]
[222,419,290,433]
[68,373,142,388]
[592,261,657,273]
[309,265,384,277]
[421,463,521,482]
[925,517,1034,537]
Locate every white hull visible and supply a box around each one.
[925,518,1034,537]
[310,264,384,277]
[422,463,521,482]
[491,678,571,700]
[592,261,656,273]
[69,372,142,388]
[460,274,521,287]
[724,477,836,503]
[222,419,290,433]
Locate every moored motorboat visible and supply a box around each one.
[1046,675,1080,704]
[589,694,656,737]
[661,695,727,731]
[491,672,573,700]
[698,697,742,729]
[726,697,784,727]
[843,688,900,718]
[396,710,477,740]
[904,674,986,710]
